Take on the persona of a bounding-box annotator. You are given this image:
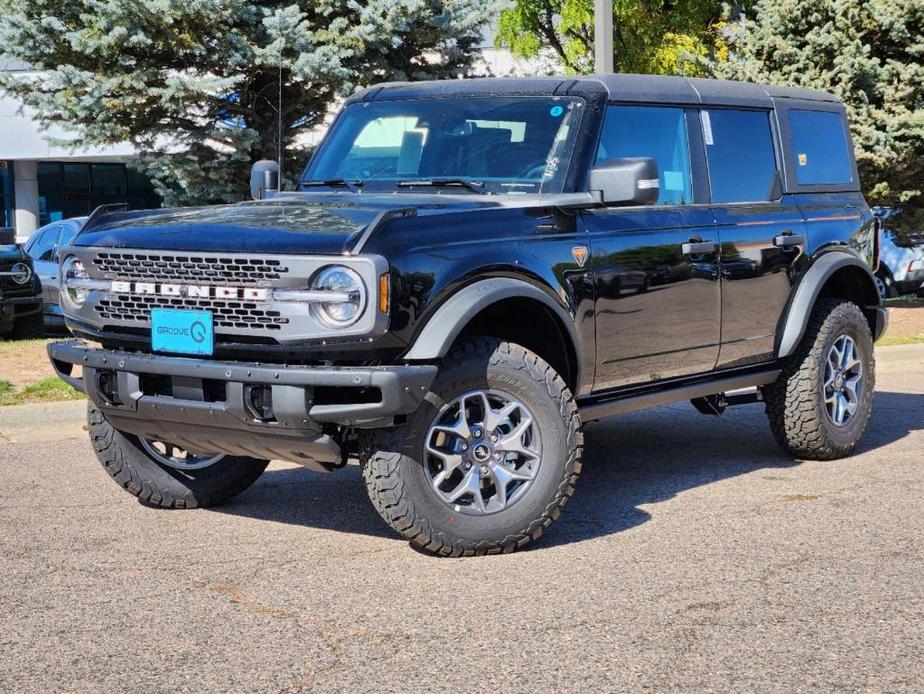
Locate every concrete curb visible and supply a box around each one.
[0,398,87,426]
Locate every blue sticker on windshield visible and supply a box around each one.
[550,105,564,118]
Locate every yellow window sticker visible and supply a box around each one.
[798,153,808,166]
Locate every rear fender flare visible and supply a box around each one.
[776,252,880,359]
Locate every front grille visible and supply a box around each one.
[71,247,387,344]
[95,295,287,331]
[92,252,290,284]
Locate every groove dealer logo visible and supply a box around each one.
[156,321,207,343]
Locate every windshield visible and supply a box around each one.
[304,96,583,195]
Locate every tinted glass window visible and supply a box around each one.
[703,109,777,203]
[596,106,692,206]
[788,109,853,185]
[27,225,59,261]
[307,97,583,195]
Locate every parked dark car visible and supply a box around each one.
[25,217,86,333]
[0,238,42,339]
[48,75,886,555]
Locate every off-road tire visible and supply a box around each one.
[88,402,269,508]
[763,299,875,460]
[360,337,583,556]
[874,268,896,299]
[10,311,44,339]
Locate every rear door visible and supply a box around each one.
[582,104,721,391]
[701,108,806,368]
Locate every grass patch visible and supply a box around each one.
[0,376,84,406]
[877,334,924,347]
[0,337,49,356]
[885,296,924,307]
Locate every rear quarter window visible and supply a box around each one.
[788,110,853,186]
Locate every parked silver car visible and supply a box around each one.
[873,208,924,298]
[24,217,87,332]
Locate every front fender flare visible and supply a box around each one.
[403,277,579,363]
[776,251,880,359]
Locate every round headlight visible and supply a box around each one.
[310,265,366,327]
[61,255,89,309]
[10,262,32,285]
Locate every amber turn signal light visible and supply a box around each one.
[379,273,390,313]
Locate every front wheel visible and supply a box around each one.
[88,402,268,508]
[763,299,875,460]
[361,338,583,556]
[10,310,44,339]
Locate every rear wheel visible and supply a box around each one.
[874,268,896,299]
[763,299,875,460]
[88,402,268,508]
[360,337,583,556]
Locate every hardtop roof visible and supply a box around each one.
[352,74,838,108]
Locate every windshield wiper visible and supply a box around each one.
[396,178,487,194]
[302,179,364,193]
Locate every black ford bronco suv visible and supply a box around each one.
[49,75,886,555]
[0,229,43,339]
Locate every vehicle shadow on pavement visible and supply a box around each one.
[213,391,923,549]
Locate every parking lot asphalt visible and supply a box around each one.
[1,346,922,692]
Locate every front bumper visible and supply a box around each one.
[0,295,42,326]
[49,340,437,470]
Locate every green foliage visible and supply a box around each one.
[0,0,492,205]
[0,377,83,406]
[710,0,924,210]
[496,0,736,75]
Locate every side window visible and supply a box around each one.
[596,106,692,206]
[57,222,81,248]
[788,109,853,185]
[702,109,777,203]
[26,226,59,262]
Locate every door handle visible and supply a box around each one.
[681,240,716,255]
[773,233,805,248]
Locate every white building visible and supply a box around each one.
[0,59,161,240]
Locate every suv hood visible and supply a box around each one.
[70,193,552,255]
[0,244,26,263]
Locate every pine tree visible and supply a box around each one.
[0,1,491,205]
[711,0,924,212]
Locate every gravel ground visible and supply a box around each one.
[1,346,922,692]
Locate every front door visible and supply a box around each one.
[583,104,721,391]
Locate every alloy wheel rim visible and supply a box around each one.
[874,275,887,298]
[139,438,226,470]
[424,389,542,516]
[823,334,864,427]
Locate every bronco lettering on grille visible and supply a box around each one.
[110,281,270,301]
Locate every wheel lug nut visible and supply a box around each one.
[490,434,498,443]
[463,461,472,470]
[480,465,489,474]
[473,428,482,438]
[460,443,468,451]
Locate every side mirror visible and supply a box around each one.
[250,160,280,200]
[588,157,660,206]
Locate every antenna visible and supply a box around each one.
[277,62,283,185]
